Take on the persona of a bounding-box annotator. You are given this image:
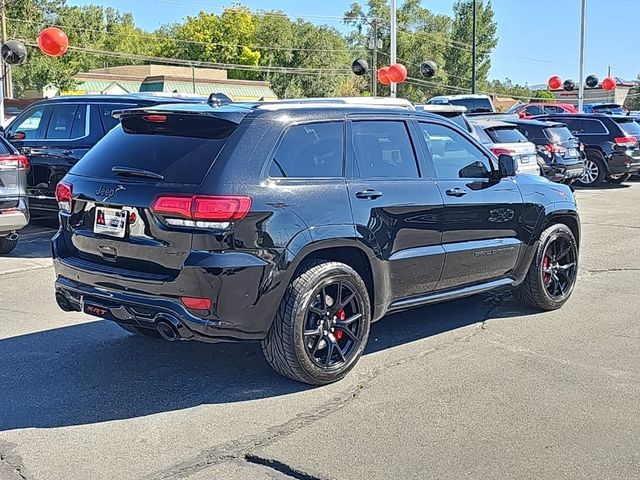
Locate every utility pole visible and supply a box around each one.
[191,64,196,94]
[471,0,477,94]
[577,0,586,111]
[390,0,397,97]
[369,19,379,97]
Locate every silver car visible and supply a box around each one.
[470,119,541,176]
[0,136,29,254]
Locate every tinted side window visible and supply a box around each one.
[351,121,419,179]
[46,104,87,140]
[525,105,543,115]
[580,119,607,134]
[550,117,579,132]
[270,122,343,178]
[99,104,134,132]
[419,122,492,179]
[9,105,50,140]
[544,105,564,114]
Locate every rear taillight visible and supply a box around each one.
[143,114,168,123]
[490,147,516,156]
[579,143,585,152]
[545,144,567,154]
[151,195,252,228]
[55,181,73,213]
[614,136,637,148]
[0,154,28,169]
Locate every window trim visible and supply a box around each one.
[347,119,422,180]
[263,119,347,181]
[414,119,498,181]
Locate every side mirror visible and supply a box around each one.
[498,154,517,177]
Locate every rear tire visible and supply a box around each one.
[262,261,371,385]
[0,236,18,255]
[606,173,631,184]
[576,155,606,187]
[115,323,162,338]
[514,224,578,311]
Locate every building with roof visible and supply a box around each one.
[43,64,278,101]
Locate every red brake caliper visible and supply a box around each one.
[542,255,551,285]
[334,309,346,340]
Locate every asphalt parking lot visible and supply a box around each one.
[1,183,639,480]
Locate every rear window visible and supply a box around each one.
[449,98,493,113]
[592,104,625,115]
[70,114,239,184]
[544,126,573,143]
[614,119,640,137]
[485,127,528,144]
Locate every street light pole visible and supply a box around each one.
[390,0,397,98]
[471,0,477,94]
[578,0,586,111]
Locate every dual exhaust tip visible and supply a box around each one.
[54,292,182,342]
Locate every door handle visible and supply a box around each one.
[445,188,467,197]
[355,189,383,200]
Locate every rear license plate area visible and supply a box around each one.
[83,302,117,321]
[94,207,127,238]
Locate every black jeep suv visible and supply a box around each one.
[535,113,640,186]
[52,101,580,385]
[3,94,205,217]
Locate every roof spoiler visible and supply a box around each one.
[207,93,234,107]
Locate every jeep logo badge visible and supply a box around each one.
[96,185,125,202]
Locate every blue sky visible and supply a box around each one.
[68,0,640,85]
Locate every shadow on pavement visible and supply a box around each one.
[574,183,631,191]
[0,293,535,431]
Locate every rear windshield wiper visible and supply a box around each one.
[111,166,165,181]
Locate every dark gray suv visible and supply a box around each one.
[0,136,29,254]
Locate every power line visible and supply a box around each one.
[9,17,361,54]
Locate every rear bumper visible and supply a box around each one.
[546,158,585,181]
[0,198,29,234]
[52,234,283,342]
[608,153,640,175]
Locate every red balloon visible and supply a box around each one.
[548,75,562,90]
[388,63,408,83]
[602,76,616,91]
[378,67,391,85]
[38,27,69,57]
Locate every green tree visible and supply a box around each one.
[446,0,497,90]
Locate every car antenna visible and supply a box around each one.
[207,93,233,107]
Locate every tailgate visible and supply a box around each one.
[0,156,27,210]
[57,109,245,280]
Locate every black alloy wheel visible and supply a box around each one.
[262,261,371,385]
[303,280,365,369]
[515,224,578,311]
[540,234,578,302]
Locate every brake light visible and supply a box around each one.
[490,148,516,156]
[180,296,212,311]
[55,181,73,212]
[143,114,168,123]
[0,154,28,169]
[151,195,252,228]
[545,144,567,154]
[579,143,585,152]
[614,136,637,147]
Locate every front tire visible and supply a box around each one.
[0,236,18,255]
[262,261,371,385]
[514,224,578,311]
[576,155,606,187]
[606,173,631,184]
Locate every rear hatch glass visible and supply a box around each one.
[613,118,640,137]
[592,104,625,115]
[544,126,574,143]
[485,127,528,144]
[449,98,493,113]
[71,114,238,184]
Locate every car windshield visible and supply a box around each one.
[614,119,640,137]
[485,126,528,143]
[544,126,574,143]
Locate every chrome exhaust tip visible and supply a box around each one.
[156,318,180,342]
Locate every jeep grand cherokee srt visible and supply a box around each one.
[53,101,581,385]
